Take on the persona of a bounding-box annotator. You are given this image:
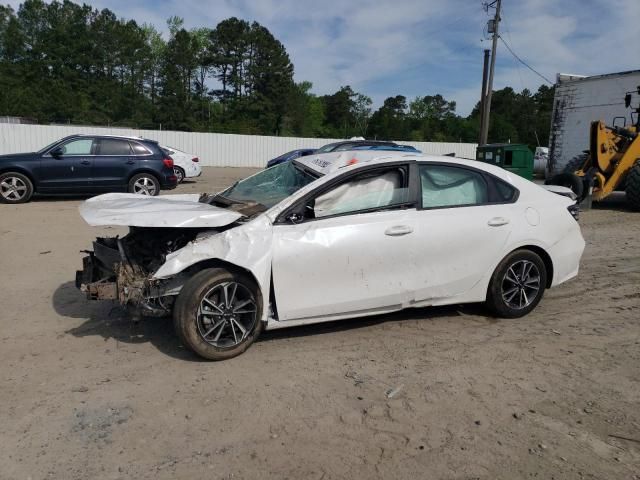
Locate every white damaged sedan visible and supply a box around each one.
[76,151,585,360]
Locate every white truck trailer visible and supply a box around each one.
[547,70,640,176]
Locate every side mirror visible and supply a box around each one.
[287,212,304,224]
[50,147,64,158]
[625,93,632,108]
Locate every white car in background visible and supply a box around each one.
[161,145,202,183]
[76,150,585,360]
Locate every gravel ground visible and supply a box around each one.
[1,167,639,480]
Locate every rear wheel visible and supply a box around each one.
[173,268,263,360]
[486,250,547,318]
[128,173,160,196]
[173,166,185,184]
[625,160,640,211]
[0,172,34,204]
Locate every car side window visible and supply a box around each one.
[131,142,151,155]
[420,164,488,208]
[58,139,94,155]
[97,139,133,156]
[310,166,409,219]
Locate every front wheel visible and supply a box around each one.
[173,268,263,360]
[128,173,160,196]
[485,250,548,318]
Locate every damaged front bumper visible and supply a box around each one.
[76,237,169,318]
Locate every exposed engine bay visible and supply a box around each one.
[76,227,219,319]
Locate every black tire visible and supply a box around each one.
[0,172,34,204]
[486,249,548,318]
[563,153,589,174]
[128,173,160,196]
[174,166,185,184]
[625,160,640,211]
[173,268,264,360]
[545,172,585,201]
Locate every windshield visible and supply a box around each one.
[316,142,341,153]
[219,160,318,209]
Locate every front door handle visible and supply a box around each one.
[80,160,91,165]
[488,217,510,227]
[385,225,413,236]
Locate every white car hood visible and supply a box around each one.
[79,193,243,228]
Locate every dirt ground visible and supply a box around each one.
[1,167,639,480]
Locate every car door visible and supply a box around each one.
[406,163,517,302]
[38,137,95,191]
[92,138,137,189]
[271,163,419,321]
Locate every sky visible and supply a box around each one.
[6,0,640,115]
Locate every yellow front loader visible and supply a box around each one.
[547,87,640,210]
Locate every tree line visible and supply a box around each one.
[0,0,555,147]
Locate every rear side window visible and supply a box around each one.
[97,139,132,156]
[131,142,151,155]
[420,165,488,208]
[494,178,517,202]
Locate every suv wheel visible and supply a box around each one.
[129,173,160,196]
[0,172,34,204]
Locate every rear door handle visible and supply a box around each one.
[385,225,413,236]
[80,160,91,165]
[126,160,135,165]
[488,217,510,227]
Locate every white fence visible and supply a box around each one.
[0,123,477,168]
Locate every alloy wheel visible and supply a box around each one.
[0,176,28,202]
[174,167,184,183]
[196,282,257,348]
[501,260,541,310]
[132,176,157,195]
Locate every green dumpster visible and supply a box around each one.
[476,144,534,180]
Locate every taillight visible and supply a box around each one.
[163,158,174,168]
[567,203,580,221]
[192,157,199,163]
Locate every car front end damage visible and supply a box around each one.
[76,228,206,319]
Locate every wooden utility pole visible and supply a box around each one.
[479,0,502,145]
[478,49,490,144]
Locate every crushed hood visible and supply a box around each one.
[79,193,244,228]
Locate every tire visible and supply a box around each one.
[625,160,640,211]
[173,268,264,360]
[174,166,185,184]
[486,249,548,318]
[0,172,34,204]
[128,173,160,196]
[563,153,589,174]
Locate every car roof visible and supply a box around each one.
[295,149,525,185]
[66,134,158,144]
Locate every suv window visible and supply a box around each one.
[59,138,94,155]
[97,139,133,156]
[420,164,488,208]
[311,166,409,218]
[131,142,151,155]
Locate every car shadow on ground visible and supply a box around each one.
[53,280,493,361]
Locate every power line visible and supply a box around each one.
[498,35,554,85]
